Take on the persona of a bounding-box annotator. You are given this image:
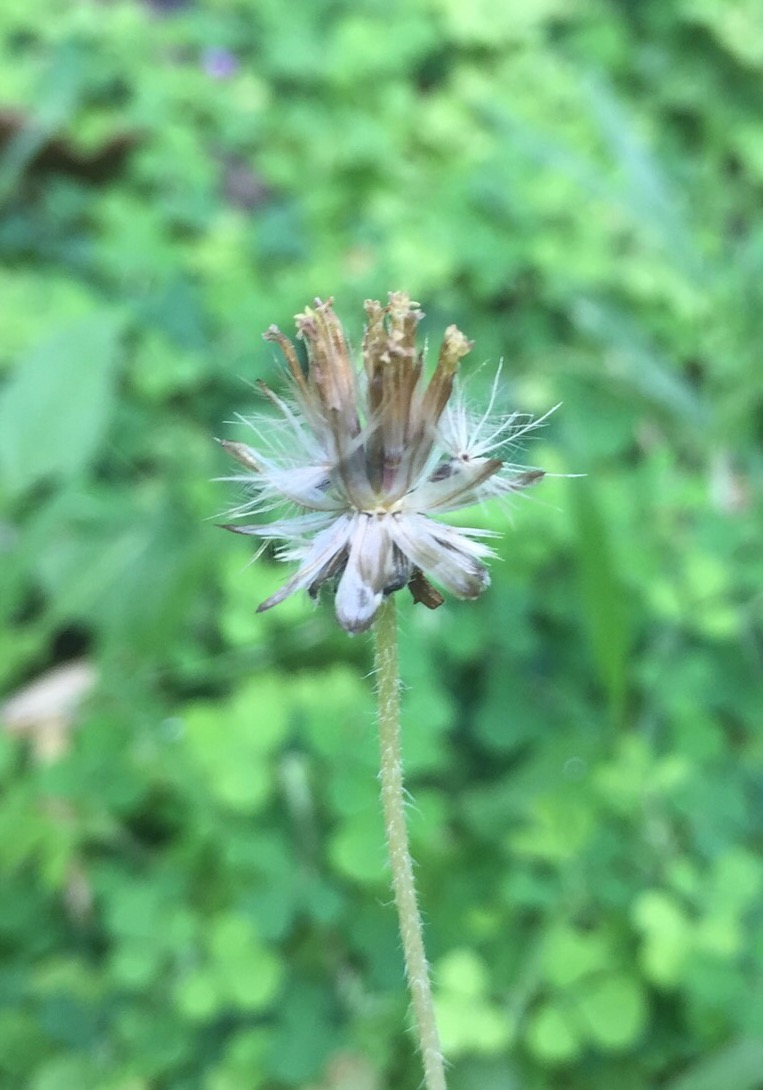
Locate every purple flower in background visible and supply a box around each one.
[202,47,238,80]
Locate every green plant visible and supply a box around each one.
[1,2,761,1088]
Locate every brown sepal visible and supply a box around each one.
[217,523,261,535]
[512,469,545,488]
[408,569,445,610]
[263,325,310,398]
[218,439,260,471]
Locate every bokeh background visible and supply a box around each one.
[1,2,762,1088]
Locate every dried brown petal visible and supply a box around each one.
[408,569,445,610]
[218,439,260,472]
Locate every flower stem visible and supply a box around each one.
[373,596,446,1090]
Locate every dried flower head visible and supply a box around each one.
[221,294,545,633]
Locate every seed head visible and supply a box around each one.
[221,294,546,633]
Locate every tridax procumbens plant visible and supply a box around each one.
[221,294,547,1090]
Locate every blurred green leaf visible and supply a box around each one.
[0,312,122,496]
[632,889,693,987]
[329,807,386,885]
[526,1000,580,1063]
[266,981,341,1083]
[540,925,610,988]
[573,972,648,1050]
[567,479,631,723]
[666,1038,763,1090]
[436,949,513,1056]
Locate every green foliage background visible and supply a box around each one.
[1,1,762,1088]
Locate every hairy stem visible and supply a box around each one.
[374,596,446,1090]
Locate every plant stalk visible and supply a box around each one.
[373,595,446,1090]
